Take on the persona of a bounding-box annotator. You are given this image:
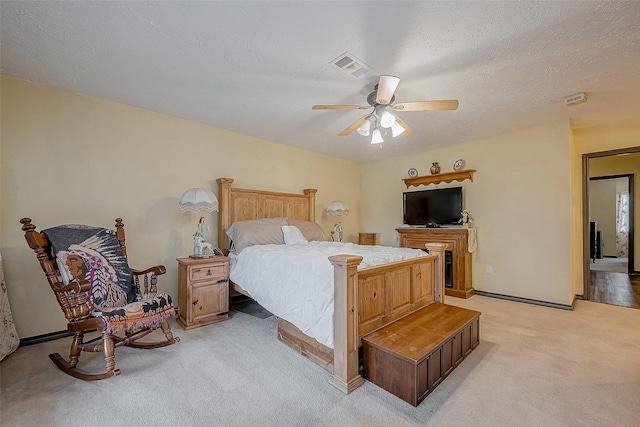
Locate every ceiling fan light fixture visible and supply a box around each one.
[375,105,396,128]
[391,122,406,137]
[356,116,372,136]
[370,128,383,144]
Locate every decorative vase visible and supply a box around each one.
[430,162,441,174]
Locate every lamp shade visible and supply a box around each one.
[370,128,383,144]
[356,117,372,136]
[391,121,406,137]
[178,188,219,213]
[326,200,349,216]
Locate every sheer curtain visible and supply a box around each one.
[1,250,20,360]
[616,192,629,257]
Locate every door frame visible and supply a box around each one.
[589,174,634,270]
[582,147,640,300]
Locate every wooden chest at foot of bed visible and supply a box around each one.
[362,302,480,406]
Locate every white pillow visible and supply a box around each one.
[281,226,308,245]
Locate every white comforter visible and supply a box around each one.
[229,241,427,348]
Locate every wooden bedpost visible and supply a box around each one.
[303,188,317,222]
[425,243,446,303]
[217,178,234,255]
[328,254,365,394]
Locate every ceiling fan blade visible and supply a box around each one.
[375,75,400,105]
[392,100,459,111]
[392,114,414,137]
[339,116,367,136]
[312,105,370,110]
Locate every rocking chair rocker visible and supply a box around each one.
[20,217,179,380]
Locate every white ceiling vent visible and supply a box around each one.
[331,52,371,78]
[565,92,588,106]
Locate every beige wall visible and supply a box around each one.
[362,120,574,305]
[589,153,640,265]
[0,75,362,338]
[3,73,638,338]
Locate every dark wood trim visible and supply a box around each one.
[473,290,573,310]
[583,146,640,298]
[19,330,73,347]
[588,173,636,274]
[582,154,591,299]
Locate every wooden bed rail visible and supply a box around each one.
[328,243,445,394]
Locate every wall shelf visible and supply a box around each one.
[402,169,476,188]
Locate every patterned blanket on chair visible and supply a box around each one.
[97,293,175,334]
[43,224,137,311]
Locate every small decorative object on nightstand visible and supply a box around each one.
[176,256,230,330]
[359,233,378,246]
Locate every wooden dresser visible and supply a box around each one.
[396,227,474,298]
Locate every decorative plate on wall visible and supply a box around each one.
[453,159,465,171]
[408,168,419,177]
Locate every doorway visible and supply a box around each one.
[582,147,640,309]
[589,174,632,273]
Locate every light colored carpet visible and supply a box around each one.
[2,295,639,426]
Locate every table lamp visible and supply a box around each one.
[178,188,218,257]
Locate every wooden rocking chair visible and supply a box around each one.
[20,217,179,380]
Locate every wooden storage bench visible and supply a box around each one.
[362,302,480,406]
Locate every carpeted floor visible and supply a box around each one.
[2,295,639,426]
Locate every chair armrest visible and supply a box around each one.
[51,279,92,321]
[131,265,166,276]
[131,265,166,295]
[52,279,92,294]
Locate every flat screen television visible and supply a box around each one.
[403,187,463,227]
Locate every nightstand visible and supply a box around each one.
[176,256,230,330]
[359,232,378,246]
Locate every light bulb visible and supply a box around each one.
[356,117,372,136]
[380,110,396,128]
[391,122,405,137]
[375,105,396,128]
[370,128,383,144]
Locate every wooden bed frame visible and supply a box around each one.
[216,178,445,393]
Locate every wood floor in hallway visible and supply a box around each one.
[589,270,640,308]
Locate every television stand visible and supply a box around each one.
[396,227,474,299]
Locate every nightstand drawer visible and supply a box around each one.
[189,263,228,282]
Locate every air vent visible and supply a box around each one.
[564,92,587,106]
[331,52,371,79]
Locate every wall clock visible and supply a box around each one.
[453,159,465,171]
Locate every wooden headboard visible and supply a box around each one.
[216,178,318,255]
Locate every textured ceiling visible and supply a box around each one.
[2,1,639,163]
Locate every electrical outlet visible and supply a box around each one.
[485,264,493,274]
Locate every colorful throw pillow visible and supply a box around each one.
[43,225,137,311]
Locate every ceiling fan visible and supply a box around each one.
[312,75,458,143]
